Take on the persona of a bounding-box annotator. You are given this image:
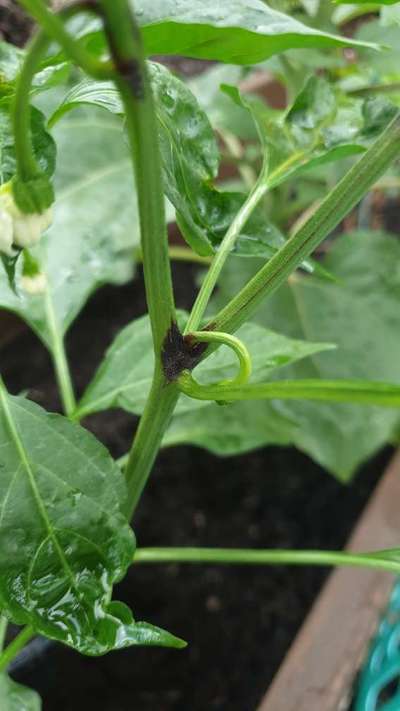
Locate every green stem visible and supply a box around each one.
[98,0,177,516]
[0,618,7,654]
[177,377,400,408]
[123,371,179,518]
[44,289,76,417]
[100,0,175,355]
[0,626,34,674]
[12,31,50,182]
[184,149,306,335]
[208,113,400,336]
[186,331,252,386]
[133,547,400,575]
[16,0,112,80]
[185,179,268,333]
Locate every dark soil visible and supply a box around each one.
[1,261,392,711]
[0,0,32,46]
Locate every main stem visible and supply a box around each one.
[99,0,178,517]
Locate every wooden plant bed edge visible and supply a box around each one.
[258,449,400,711]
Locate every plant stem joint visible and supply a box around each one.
[116,58,145,100]
[161,321,209,382]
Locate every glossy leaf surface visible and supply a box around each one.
[0,390,183,653]
[135,0,378,63]
[67,1,379,63]
[0,98,56,184]
[50,65,288,258]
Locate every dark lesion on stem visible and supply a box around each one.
[162,321,209,382]
[116,58,145,100]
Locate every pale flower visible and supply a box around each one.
[20,272,48,295]
[0,206,14,257]
[0,183,53,255]
[13,209,53,248]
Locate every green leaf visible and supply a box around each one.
[187,65,256,141]
[0,98,56,185]
[0,104,138,348]
[49,79,123,126]
[75,310,333,420]
[348,20,400,90]
[0,253,20,294]
[0,40,69,96]
[0,389,183,653]
[67,1,380,63]
[222,77,390,188]
[134,0,379,63]
[380,4,400,26]
[212,231,400,480]
[49,64,286,259]
[164,399,298,454]
[335,0,398,4]
[0,674,41,711]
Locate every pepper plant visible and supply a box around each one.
[2,0,400,705]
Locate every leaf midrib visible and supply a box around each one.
[0,389,78,591]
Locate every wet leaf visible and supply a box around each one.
[49,64,286,258]
[0,389,184,653]
[0,98,56,186]
[67,0,380,63]
[135,0,379,63]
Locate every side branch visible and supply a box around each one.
[208,113,400,337]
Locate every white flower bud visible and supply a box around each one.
[0,207,14,257]
[13,208,53,248]
[0,183,53,254]
[20,272,48,295]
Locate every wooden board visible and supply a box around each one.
[258,450,400,711]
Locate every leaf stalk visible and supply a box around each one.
[133,546,400,575]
